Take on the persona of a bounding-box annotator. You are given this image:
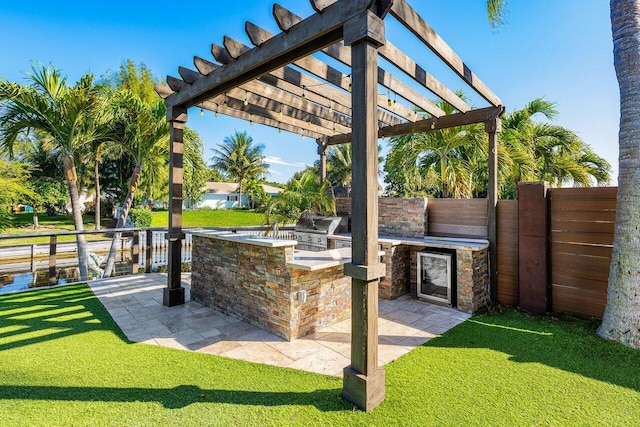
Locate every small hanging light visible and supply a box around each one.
[348,75,352,92]
[278,125,282,134]
[223,94,228,109]
[301,86,307,103]
[199,108,204,117]
[387,90,393,107]
[279,107,283,117]
[328,99,333,114]
[214,104,219,117]
[249,114,253,126]
[431,121,436,130]
[243,90,249,106]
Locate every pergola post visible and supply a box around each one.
[342,9,387,412]
[486,117,501,301]
[164,106,187,307]
[317,141,327,182]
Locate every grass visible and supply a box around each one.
[0,213,100,246]
[150,209,266,228]
[1,286,639,426]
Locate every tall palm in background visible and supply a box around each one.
[210,131,268,207]
[0,65,111,280]
[598,0,640,348]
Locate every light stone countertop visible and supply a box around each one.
[190,230,298,248]
[328,234,489,251]
[287,247,386,271]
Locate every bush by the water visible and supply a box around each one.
[128,208,153,228]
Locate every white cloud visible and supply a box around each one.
[264,156,308,168]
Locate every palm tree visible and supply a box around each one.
[500,98,611,189]
[210,131,268,207]
[598,0,640,348]
[265,170,335,223]
[0,64,110,280]
[102,92,206,277]
[387,96,485,198]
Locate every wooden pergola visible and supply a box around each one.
[157,0,503,411]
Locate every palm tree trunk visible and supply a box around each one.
[238,179,243,208]
[94,159,101,230]
[63,156,89,281]
[103,163,141,277]
[598,0,640,349]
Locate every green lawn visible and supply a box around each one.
[0,210,266,246]
[0,213,100,246]
[1,285,639,426]
[150,209,266,228]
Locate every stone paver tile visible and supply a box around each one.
[171,329,207,346]
[313,331,350,353]
[378,317,423,338]
[378,342,412,366]
[286,347,349,377]
[196,339,243,355]
[234,327,283,345]
[112,313,138,327]
[266,338,327,361]
[216,321,256,341]
[220,341,293,366]
[125,331,154,343]
[154,337,188,350]
[330,319,351,333]
[396,335,432,348]
[382,309,425,325]
[106,307,129,318]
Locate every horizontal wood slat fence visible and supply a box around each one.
[548,187,616,318]
[426,186,616,318]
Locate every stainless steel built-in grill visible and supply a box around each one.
[293,215,347,251]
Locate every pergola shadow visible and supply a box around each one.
[0,384,348,412]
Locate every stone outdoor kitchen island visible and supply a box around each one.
[190,232,355,341]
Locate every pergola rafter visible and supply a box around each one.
[158,0,503,412]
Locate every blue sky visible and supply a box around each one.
[0,1,618,184]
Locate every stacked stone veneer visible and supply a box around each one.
[335,197,427,238]
[191,236,351,341]
[408,246,490,313]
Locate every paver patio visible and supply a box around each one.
[89,273,470,377]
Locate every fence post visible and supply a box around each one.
[131,230,139,274]
[48,235,57,285]
[146,230,153,273]
[517,181,550,313]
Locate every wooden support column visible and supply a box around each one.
[342,9,386,412]
[486,118,501,302]
[318,141,327,182]
[164,106,187,307]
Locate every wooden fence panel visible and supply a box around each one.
[496,200,518,306]
[549,187,616,318]
[427,199,488,238]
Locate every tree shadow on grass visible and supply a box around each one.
[0,384,348,411]
[0,284,127,351]
[428,310,640,393]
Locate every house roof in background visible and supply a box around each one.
[204,182,283,194]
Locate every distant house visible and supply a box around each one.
[189,182,283,209]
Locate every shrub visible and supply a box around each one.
[128,208,153,228]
